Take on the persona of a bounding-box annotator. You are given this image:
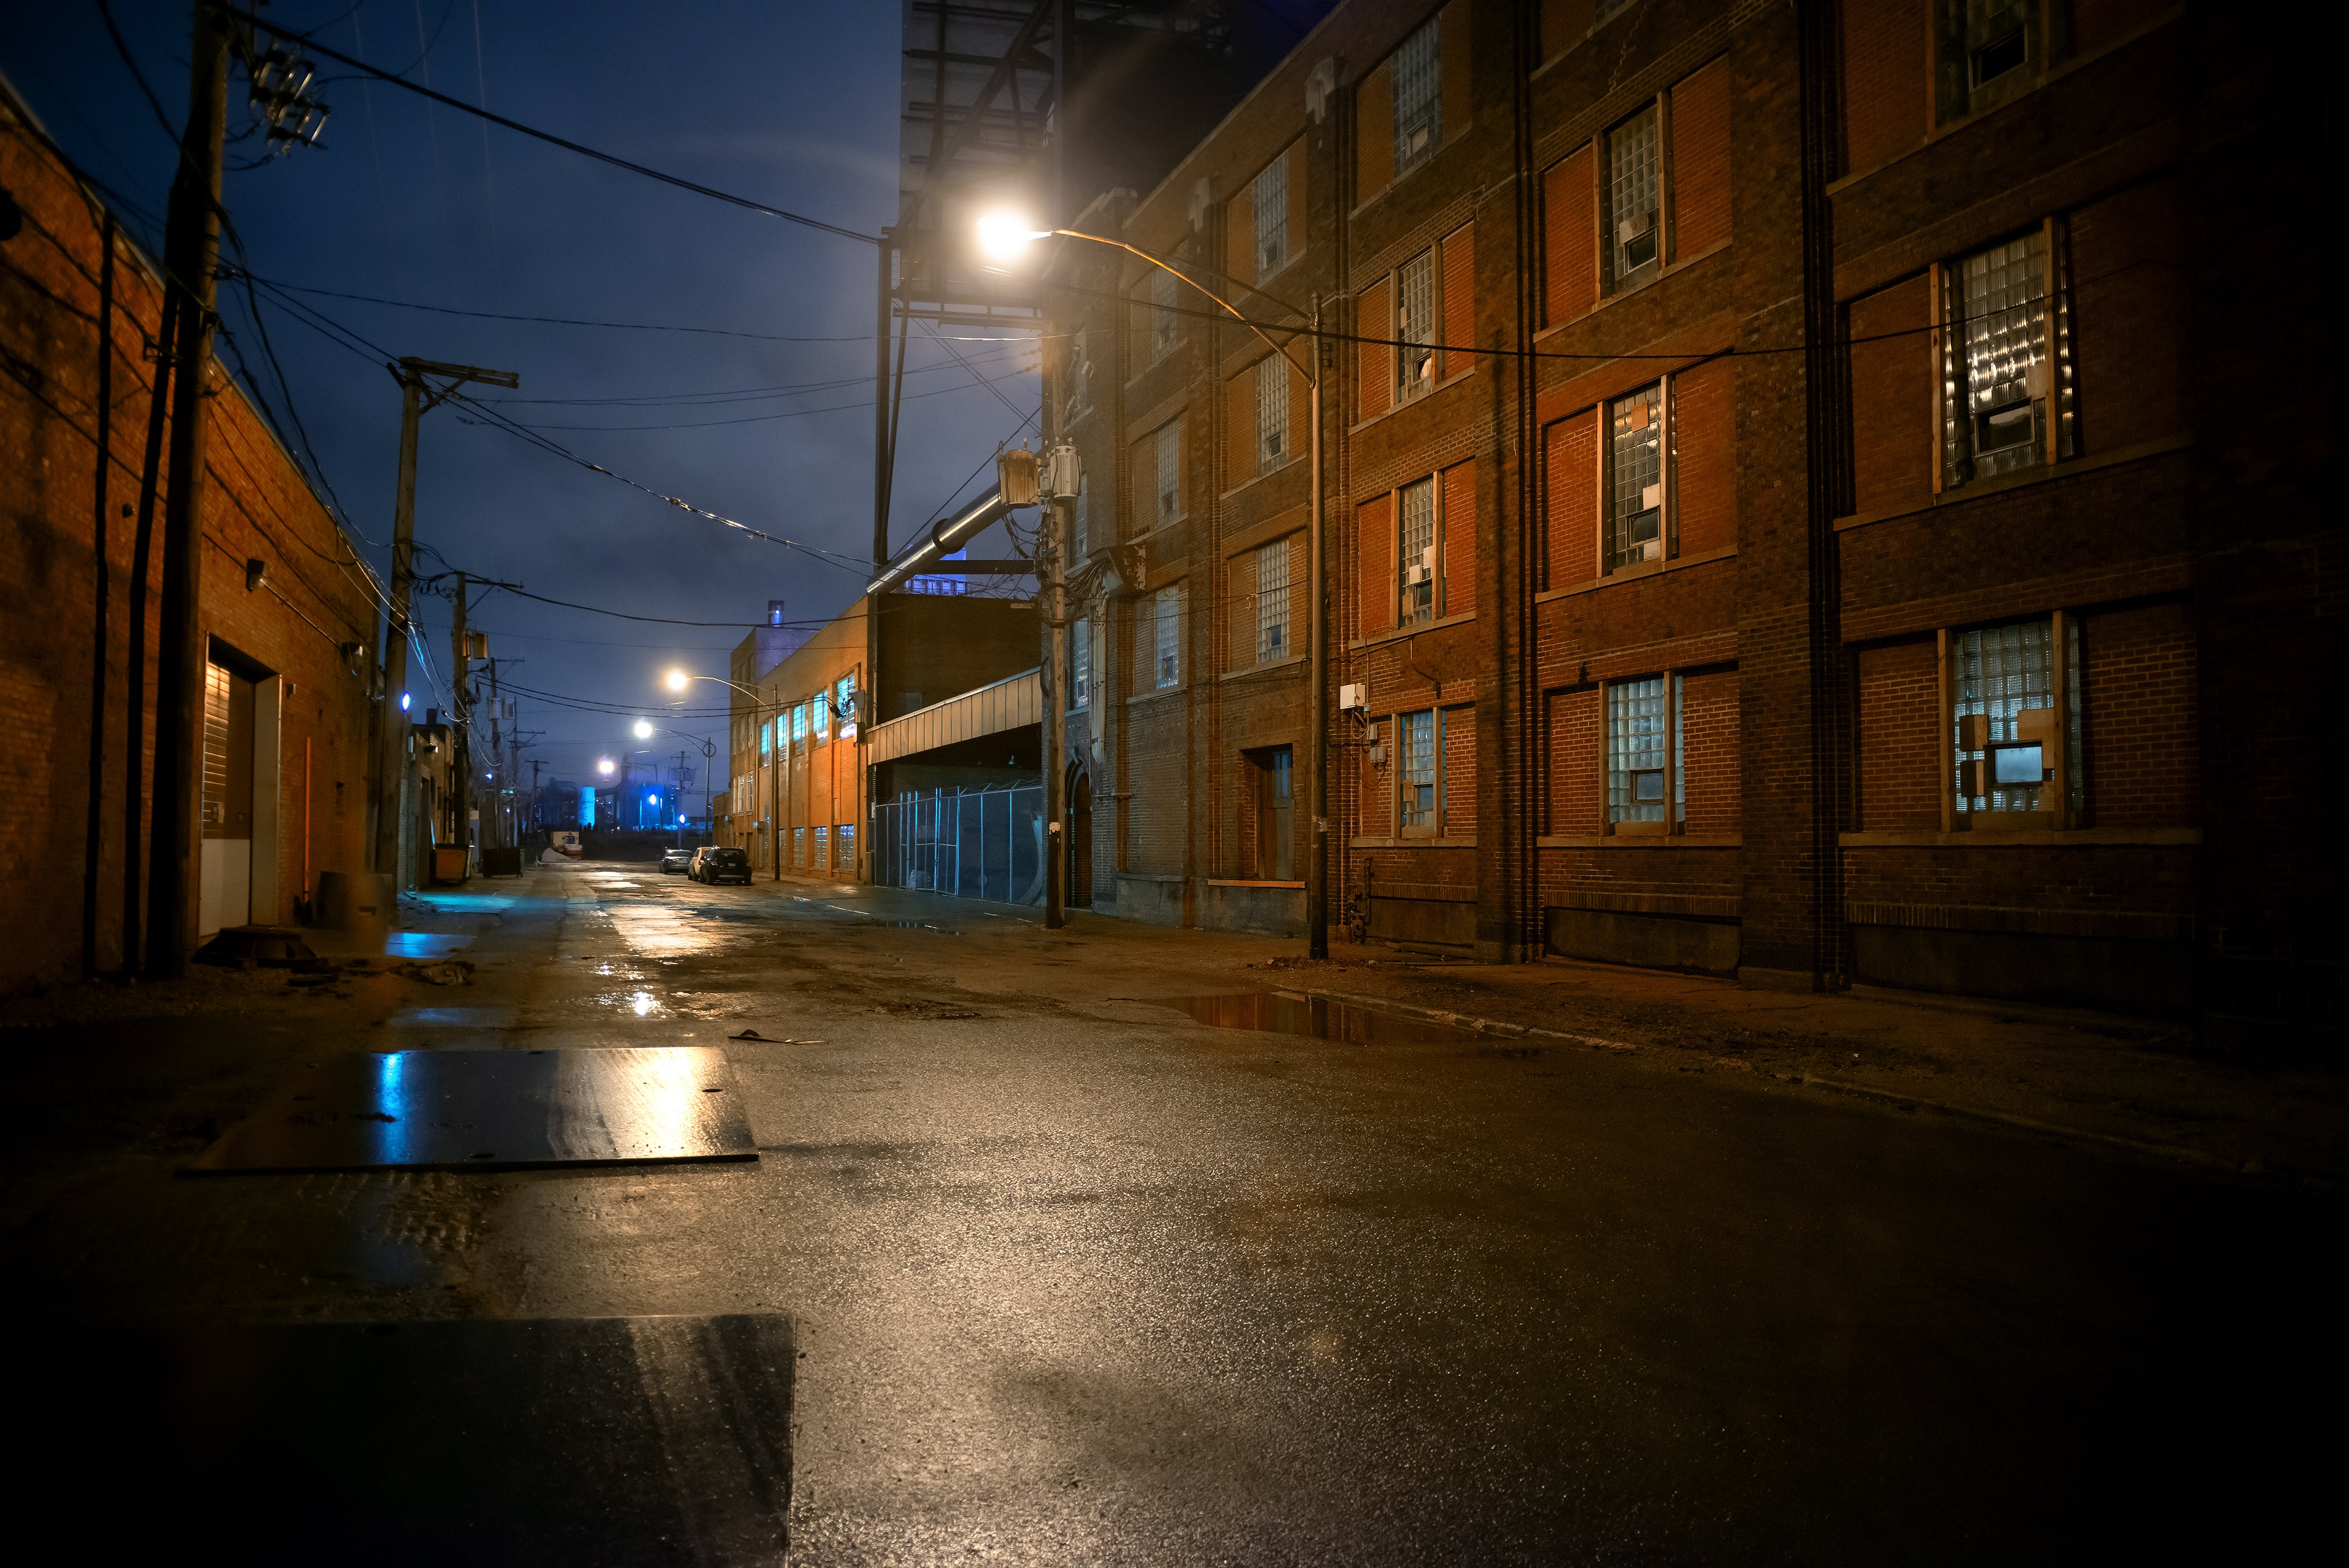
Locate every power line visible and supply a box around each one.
[466,363,1036,433]
[230,6,879,244]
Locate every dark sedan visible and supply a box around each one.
[692,846,751,885]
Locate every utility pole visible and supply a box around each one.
[371,358,516,883]
[1041,0,1072,930]
[145,1,229,978]
[450,573,473,872]
[1306,296,1329,959]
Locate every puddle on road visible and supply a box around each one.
[1172,992,1485,1046]
[385,932,473,959]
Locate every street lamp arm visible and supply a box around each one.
[1050,230,1315,384]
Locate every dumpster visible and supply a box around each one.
[431,846,468,885]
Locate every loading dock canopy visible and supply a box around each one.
[864,668,1040,766]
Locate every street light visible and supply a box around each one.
[978,213,1330,956]
[664,669,782,883]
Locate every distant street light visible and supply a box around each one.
[633,719,654,739]
[664,668,779,882]
[597,758,615,776]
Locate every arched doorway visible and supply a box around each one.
[1067,768,1093,907]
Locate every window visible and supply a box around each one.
[837,823,854,866]
[1074,471,1089,558]
[814,690,830,740]
[1252,155,1289,276]
[1941,228,2071,486]
[792,825,806,866]
[1256,355,1290,469]
[1398,477,1437,625]
[1245,746,1294,878]
[835,673,857,736]
[792,703,807,744]
[1255,538,1290,660]
[1938,0,2039,123]
[1606,383,1666,570]
[1070,616,1091,711]
[1150,268,1178,360]
[1604,104,1661,292]
[1155,420,1181,523]
[760,719,770,760]
[1606,676,1681,828]
[814,825,829,869]
[1155,586,1182,688]
[1951,616,2080,821]
[1393,17,1441,175]
[1067,327,1089,419]
[1400,709,1439,832]
[1397,250,1436,398]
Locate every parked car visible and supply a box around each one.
[693,846,751,886]
[659,847,693,875]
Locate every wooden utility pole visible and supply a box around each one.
[370,358,515,882]
[145,0,230,978]
[450,573,472,872]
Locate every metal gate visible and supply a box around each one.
[870,784,1044,906]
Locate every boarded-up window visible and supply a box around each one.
[1679,666,1740,834]
[1442,704,1476,836]
[1441,222,1475,377]
[1356,493,1393,639]
[1543,411,1597,589]
[1357,56,1394,195]
[1544,148,1595,325]
[1358,277,1393,422]
[1671,357,1735,556]
[1668,58,1731,258]
[1849,276,1933,514]
[1843,0,1925,172]
[1226,550,1256,673]
[1441,460,1475,617]
[1545,685,1600,835]
[2070,178,2181,454]
[1855,639,1941,831]
[1226,369,1255,490]
[1541,0,1596,62]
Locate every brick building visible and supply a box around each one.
[2,80,381,991]
[1033,0,2334,1027]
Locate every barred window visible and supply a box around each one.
[1252,154,1290,276]
[1399,476,1437,625]
[1397,250,1436,398]
[1942,228,2072,485]
[1606,676,1678,825]
[1393,18,1442,174]
[1256,355,1290,468]
[1150,268,1178,360]
[1255,538,1290,660]
[1606,383,1665,571]
[1155,420,1181,523]
[1155,585,1182,688]
[1400,709,1439,830]
[1604,104,1662,291]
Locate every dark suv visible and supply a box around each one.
[693,846,751,885]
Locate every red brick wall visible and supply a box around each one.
[1443,702,1476,837]
[1680,665,1741,834]
[1541,0,1595,63]
[1225,368,1255,490]
[1358,276,1391,422]
[1356,55,1393,198]
[1545,685,1599,836]
[1670,56,1732,258]
[1841,0,1924,173]
[1356,492,1393,639]
[2081,599,2197,828]
[2070,176,2183,455]
[1441,459,1475,617]
[1441,221,1476,377]
[2074,0,2171,55]
[1849,273,1933,516]
[1543,411,1595,589]
[1854,636,1941,831]
[1673,357,1735,557]
[1544,147,1594,325]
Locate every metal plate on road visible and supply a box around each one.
[190,1046,755,1172]
[24,1315,793,1567]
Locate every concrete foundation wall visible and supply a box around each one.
[1852,925,2196,1017]
[1548,908,1741,978]
[1202,882,1302,937]
[1116,873,1184,927]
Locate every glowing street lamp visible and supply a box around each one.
[976,211,1051,260]
[597,758,615,776]
[633,719,654,739]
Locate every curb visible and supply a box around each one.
[1289,986,2343,1193]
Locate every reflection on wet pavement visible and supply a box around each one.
[1172,991,1484,1044]
[385,932,473,959]
[388,1006,517,1030]
[604,903,719,957]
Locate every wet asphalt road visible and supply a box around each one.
[9,858,2333,1563]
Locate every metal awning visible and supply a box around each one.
[863,667,1040,765]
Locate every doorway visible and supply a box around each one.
[1243,746,1294,881]
[1067,768,1093,907]
[199,646,283,937]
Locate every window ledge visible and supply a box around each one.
[1126,687,1188,706]
[1540,544,1736,601]
[1832,434,2194,533]
[1346,364,1477,438]
[1207,879,1304,889]
[1347,127,1474,221]
[1840,827,2201,848]
[1540,834,1741,848]
[1220,652,1307,683]
[1347,608,1477,654]
[1350,836,1477,849]
[1534,240,1732,341]
[1217,455,1302,504]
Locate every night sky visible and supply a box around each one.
[1,0,1039,801]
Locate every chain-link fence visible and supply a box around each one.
[870,785,1045,906]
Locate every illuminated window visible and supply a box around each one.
[1393,18,1441,175]
[814,825,829,868]
[814,690,830,740]
[835,673,856,733]
[837,823,854,865]
[1606,383,1665,571]
[792,825,805,866]
[760,720,770,760]
[1941,228,2071,486]
[792,704,807,744]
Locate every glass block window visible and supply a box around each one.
[1397,250,1436,398]
[1155,585,1182,688]
[1606,383,1665,571]
[1155,420,1181,523]
[1255,538,1291,660]
[1070,616,1091,709]
[1604,104,1662,290]
[759,720,770,759]
[1252,155,1290,276]
[1951,616,2078,816]
[1942,228,2071,485]
[1400,708,1439,830]
[1256,355,1290,469]
[837,823,854,865]
[1150,268,1178,360]
[1398,476,1437,625]
[792,825,806,866]
[1606,676,1673,825]
[1393,19,1442,175]
[813,825,830,869]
